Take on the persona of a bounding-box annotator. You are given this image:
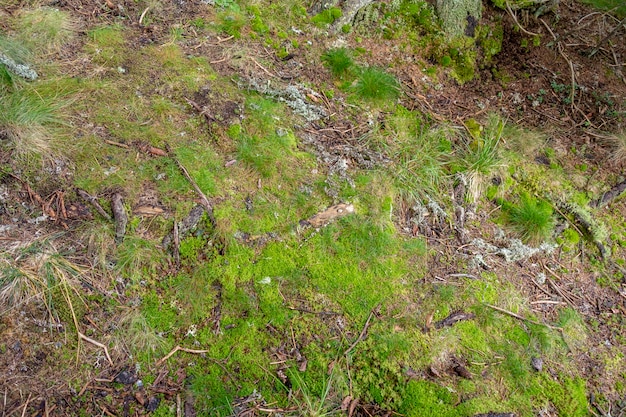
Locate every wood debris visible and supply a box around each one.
[300,203,355,229]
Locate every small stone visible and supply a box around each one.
[114,370,137,385]
[531,357,543,372]
[145,396,160,412]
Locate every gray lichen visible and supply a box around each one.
[241,78,327,122]
[0,53,38,81]
[471,237,556,263]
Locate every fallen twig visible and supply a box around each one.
[166,145,216,226]
[185,98,215,128]
[156,345,211,367]
[506,1,541,37]
[104,139,130,149]
[76,189,112,220]
[484,303,561,330]
[79,332,114,366]
[344,304,380,356]
[20,393,32,417]
[173,219,180,268]
[251,57,277,78]
[589,15,626,57]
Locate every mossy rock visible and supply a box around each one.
[491,0,555,10]
[436,0,481,38]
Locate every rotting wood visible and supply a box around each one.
[591,177,626,208]
[300,203,355,229]
[76,189,111,220]
[435,311,475,329]
[111,193,127,244]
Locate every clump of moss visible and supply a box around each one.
[311,7,342,27]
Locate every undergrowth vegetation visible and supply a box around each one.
[1,0,625,415]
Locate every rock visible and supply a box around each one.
[145,396,160,412]
[436,0,482,39]
[114,369,138,385]
[531,357,543,372]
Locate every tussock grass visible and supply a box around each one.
[322,47,354,78]
[601,131,626,166]
[0,239,87,325]
[457,115,506,202]
[0,84,69,161]
[352,67,400,102]
[16,7,76,54]
[504,192,555,243]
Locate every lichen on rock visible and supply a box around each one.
[435,0,482,39]
[0,53,38,81]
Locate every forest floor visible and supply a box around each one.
[1,0,626,415]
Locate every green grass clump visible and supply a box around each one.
[352,67,401,102]
[505,192,555,243]
[456,115,505,201]
[0,83,68,160]
[16,7,75,53]
[321,48,354,78]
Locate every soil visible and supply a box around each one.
[1,0,625,415]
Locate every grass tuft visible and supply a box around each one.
[505,192,555,243]
[321,48,354,78]
[457,115,505,201]
[601,131,626,166]
[352,67,400,102]
[0,85,68,160]
[16,7,76,54]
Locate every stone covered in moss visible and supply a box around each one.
[436,0,482,38]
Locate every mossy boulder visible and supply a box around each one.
[436,0,482,38]
[490,0,557,11]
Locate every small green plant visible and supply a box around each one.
[352,67,400,102]
[505,192,555,243]
[288,368,341,416]
[321,48,354,78]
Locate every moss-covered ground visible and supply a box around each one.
[1,0,626,415]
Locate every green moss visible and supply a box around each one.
[85,24,125,66]
[401,380,457,416]
[311,7,342,27]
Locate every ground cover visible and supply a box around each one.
[1,0,626,415]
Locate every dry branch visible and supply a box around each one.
[156,345,212,367]
[166,145,216,226]
[344,304,380,356]
[79,332,114,367]
[76,189,112,220]
[485,303,560,330]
